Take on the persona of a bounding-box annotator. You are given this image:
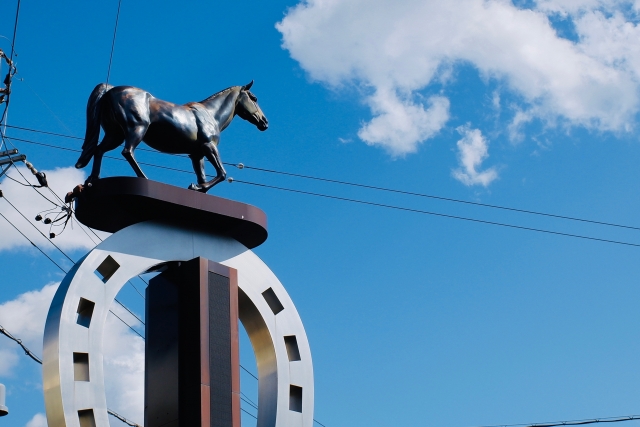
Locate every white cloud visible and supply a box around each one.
[0,284,144,425]
[0,282,59,375]
[357,90,449,155]
[25,413,47,427]
[0,166,108,253]
[452,126,498,187]
[103,304,145,424]
[277,0,640,153]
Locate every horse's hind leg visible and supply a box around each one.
[121,126,148,178]
[86,133,124,184]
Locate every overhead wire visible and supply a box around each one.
[9,133,640,248]
[473,415,640,427]
[106,0,123,85]
[0,207,142,336]
[237,164,640,232]
[0,0,21,151]
[107,409,141,427]
[0,325,141,426]
[1,163,145,301]
[0,210,66,271]
[4,125,640,233]
[6,323,640,427]
[1,155,148,297]
[0,324,42,364]
[231,179,640,248]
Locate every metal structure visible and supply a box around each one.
[74,81,268,193]
[43,178,314,427]
[0,383,8,416]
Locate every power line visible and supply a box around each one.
[241,407,257,420]
[0,210,66,271]
[474,415,640,427]
[109,308,144,339]
[231,179,640,248]
[0,208,141,336]
[8,0,20,64]
[237,164,640,232]
[1,158,147,299]
[241,364,258,380]
[0,0,21,151]
[0,326,141,427]
[9,132,640,248]
[107,409,141,427]
[0,324,42,364]
[3,191,145,323]
[106,0,123,85]
[5,135,196,175]
[5,125,640,233]
[6,323,637,427]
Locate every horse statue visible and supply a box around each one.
[74,81,268,192]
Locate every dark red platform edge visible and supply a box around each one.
[74,177,268,249]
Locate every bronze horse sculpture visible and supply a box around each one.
[75,81,268,192]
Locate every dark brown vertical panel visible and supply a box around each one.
[146,267,180,427]
[208,271,232,427]
[178,258,203,427]
[199,258,211,427]
[228,268,240,427]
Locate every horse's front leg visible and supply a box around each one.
[121,126,148,179]
[187,155,207,191]
[196,142,226,193]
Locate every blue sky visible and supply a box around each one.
[2,0,640,426]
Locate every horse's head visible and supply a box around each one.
[236,81,268,131]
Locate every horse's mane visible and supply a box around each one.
[199,86,240,103]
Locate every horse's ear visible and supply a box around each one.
[242,80,254,91]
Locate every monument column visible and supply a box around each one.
[145,258,240,427]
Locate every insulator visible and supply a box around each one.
[35,214,42,221]
[44,218,52,224]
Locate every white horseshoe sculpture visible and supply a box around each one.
[43,221,314,427]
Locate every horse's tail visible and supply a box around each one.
[75,83,112,169]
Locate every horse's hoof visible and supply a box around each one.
[188,183,201,191]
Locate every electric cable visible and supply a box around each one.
[11,133,640,248]
[0,210,141,336]
[5,125,640,233]
[235,164,640,232]
[240,395,258,410]
[231,179,640,248]
[107,409,141,427]
[0,326,141,426]
[2,193,144,325]
[474,414,640,427]
[8,322,638,427]
[0,0,21,151]
[106,0,122,85]
[6,135,195,175]
[0,324,42,364]
[241,364,258,380]
[241,407,258,420]
[1,159,147,298]
[0,210,66,271]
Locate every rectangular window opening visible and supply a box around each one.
[73,352,90,382]
[95,255,120,283]
[289,385,303,413]
[262,287,284,315]
[284,335,301,361]
[76,298,95,328]
[78,409,97,427]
